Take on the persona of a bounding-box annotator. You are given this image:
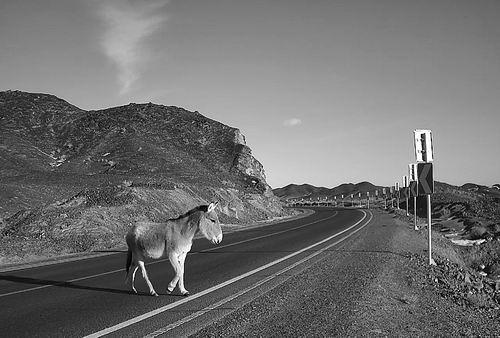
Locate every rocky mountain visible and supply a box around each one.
[0,90,267,189]
[273,181,384,200]
[0,90,288,262]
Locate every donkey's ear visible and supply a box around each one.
[207,201,218,213]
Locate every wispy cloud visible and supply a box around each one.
[97,0,168,94]
[283,118,302,127]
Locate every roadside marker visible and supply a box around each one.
[417,163,434,195]
[414,129,436,266]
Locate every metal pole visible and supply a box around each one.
[406,193,409,216]
[414,196,417,230]
[427,194,435,265]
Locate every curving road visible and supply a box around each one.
[0,207,371,337]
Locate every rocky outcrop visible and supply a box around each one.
[231,129,270,195]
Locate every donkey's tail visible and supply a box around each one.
[125,249,132,274]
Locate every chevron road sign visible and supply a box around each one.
[417,163,434,195]
[409,181,417,198]
[401,187,408,199]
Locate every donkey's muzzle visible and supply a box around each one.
[212,233,223,245]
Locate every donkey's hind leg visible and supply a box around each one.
[125,263,139,294]
[138,260,158,296]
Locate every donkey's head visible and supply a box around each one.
[199,202,223,245]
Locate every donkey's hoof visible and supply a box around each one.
[180,291,190,297]
[150,291,159,297]
[166,288,174,295]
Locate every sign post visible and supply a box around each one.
[403,176,409,216]
[414,129,435,266]
[382,188,387,209]
[395,182,400,209]
[367,191,370,209]
[409,163,418,230]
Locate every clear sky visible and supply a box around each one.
[1,0,499,188]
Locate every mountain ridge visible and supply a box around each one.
[273,181,500,201]
[0,90,267,190]
[273,181,384,200]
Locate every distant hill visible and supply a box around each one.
[272,184,331,200]
[274,181,385,200]
[275,181,500,202]
[0,90,288,261]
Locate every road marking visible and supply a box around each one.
[84,210,370,338]
[144,210,374,337]
[0,212,339,298]
[198,211,339,253]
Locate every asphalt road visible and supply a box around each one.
[0,207,371,337]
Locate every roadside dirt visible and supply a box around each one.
[192,208,500,337]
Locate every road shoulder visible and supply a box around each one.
[192,208,500,337]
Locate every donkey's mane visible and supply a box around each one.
[170,205,209,221]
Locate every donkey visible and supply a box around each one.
[125,202,222,296]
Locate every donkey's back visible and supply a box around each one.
[126,221,170,259]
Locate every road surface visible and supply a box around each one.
[0,207,371,337]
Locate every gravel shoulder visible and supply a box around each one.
[192,208,500,337]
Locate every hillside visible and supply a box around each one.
[273,181,384,200]
[0,90,289,263]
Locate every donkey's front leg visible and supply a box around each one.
[177,252,189,296]
[167,252,181,294]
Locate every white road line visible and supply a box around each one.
[144,210,373,337]
[198,211,339,253]
[84,210,370,338]
[0,212,338,298]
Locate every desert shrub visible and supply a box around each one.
[487,223,500,236]
[467,226,489,240]
[461,240,500,275]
